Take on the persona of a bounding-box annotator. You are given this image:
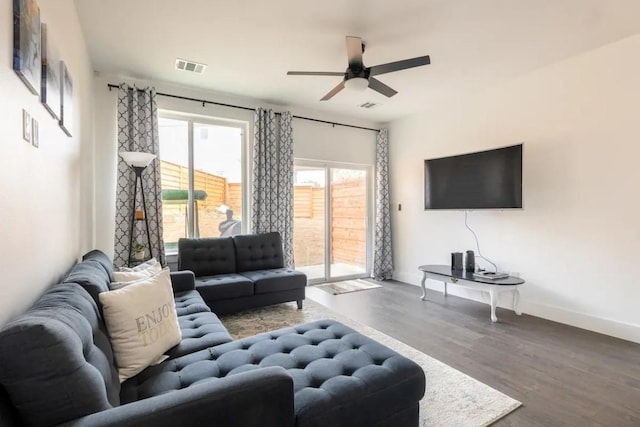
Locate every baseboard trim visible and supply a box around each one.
[521,301,640,344]
[394,271,640,344]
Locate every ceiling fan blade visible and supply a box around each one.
[369,55,430,76]
[287,71,345,76]
[368,77,398,98]
[321,81,346,101]
[346,36,364,69]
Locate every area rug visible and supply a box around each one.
[220,298,522,427]
[315,279,382,295]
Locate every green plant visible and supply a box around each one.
[132,242,145,252]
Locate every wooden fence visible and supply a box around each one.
[331,178,366,267]
[292,178,366,269]
[160,161,241,242]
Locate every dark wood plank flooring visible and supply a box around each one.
[306,281,640,426]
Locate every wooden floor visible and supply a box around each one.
[306,281,640,427]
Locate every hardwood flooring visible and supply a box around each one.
[306,281,640,426]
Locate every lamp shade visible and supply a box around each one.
[119,151,156,168]
[344,77,369,92]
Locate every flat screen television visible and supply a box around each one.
[424,144,523,210]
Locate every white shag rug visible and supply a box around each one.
[220,298,521,427]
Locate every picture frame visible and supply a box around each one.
[59,61,73,137]
[13,0,41,95]
[40,23,61,120]
[22,109,31,143]
[31,117,39,148]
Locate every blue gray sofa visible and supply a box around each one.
[0,250,425,427]
[178,232,307,314]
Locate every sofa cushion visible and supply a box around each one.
[165,311,233,361]
[82,249,114,281]
[233,232,285,272]
[166,291,232,358]
[116,320,425,426]
[120,309,232,403]
[173,290,211,315]
[0,283,120,427]
[169,270,197,294]
[63,259,112,309]
[178,237,236,276]
[0,385,20,426]
[99,268,182,383]
[196,274,254,301]
[240,269,307,295]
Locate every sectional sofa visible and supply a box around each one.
[178,232,307,314]
[0,249,426,427]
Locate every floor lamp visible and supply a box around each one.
[119,151,156,266]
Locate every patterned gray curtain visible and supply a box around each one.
[372,128,393,280]
[114,84,165,267]
[251,108,294,268]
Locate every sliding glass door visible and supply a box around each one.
[293,165,326,281]
[158,115,246,254]
[293,161,371,283]
[329,167,368,279]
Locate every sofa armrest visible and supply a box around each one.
[58,367,294,427]
[169,270,196,294]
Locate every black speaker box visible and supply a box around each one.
[451,252,463,271]
[465,250,475,272]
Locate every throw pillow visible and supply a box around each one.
[119,258,158,272]
[111,261,162,288]
[99,268,181,382]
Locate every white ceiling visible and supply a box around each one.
[75,0,640,122]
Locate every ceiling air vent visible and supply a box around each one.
[359,102,378,109]
[175,58,207,74]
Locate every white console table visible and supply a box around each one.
[418,265,524,322]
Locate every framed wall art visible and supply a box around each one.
[59,61,73,137]
[13,0,41,95]
[40,23,61,120]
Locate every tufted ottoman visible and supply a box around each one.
[122,319,426,427]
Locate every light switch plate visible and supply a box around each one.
[22,109,31,143]
[31,117,39,148]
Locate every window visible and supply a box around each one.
[158,114,246,254]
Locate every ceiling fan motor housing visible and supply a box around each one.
[346,67,370,80]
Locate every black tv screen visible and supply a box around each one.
[424,144,523,210]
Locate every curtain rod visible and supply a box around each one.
[107,83,380,133]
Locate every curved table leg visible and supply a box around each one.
[513,289,522,315]
[420,272,427,301]
[489,289,498,322]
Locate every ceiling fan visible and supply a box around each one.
[287,36,430,101]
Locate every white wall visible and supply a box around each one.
[389,35,640,343]
[92,73,380,258]
[0,0,94,325]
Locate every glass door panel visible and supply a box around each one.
[159,117,245,255]
[294,161,370,283]
[193,123,243,238]
[158,117,189,254]
[293,166,326,282]
[329,168,367,279]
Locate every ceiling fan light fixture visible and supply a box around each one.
[287,35,430,101]
[344,77,369,92]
